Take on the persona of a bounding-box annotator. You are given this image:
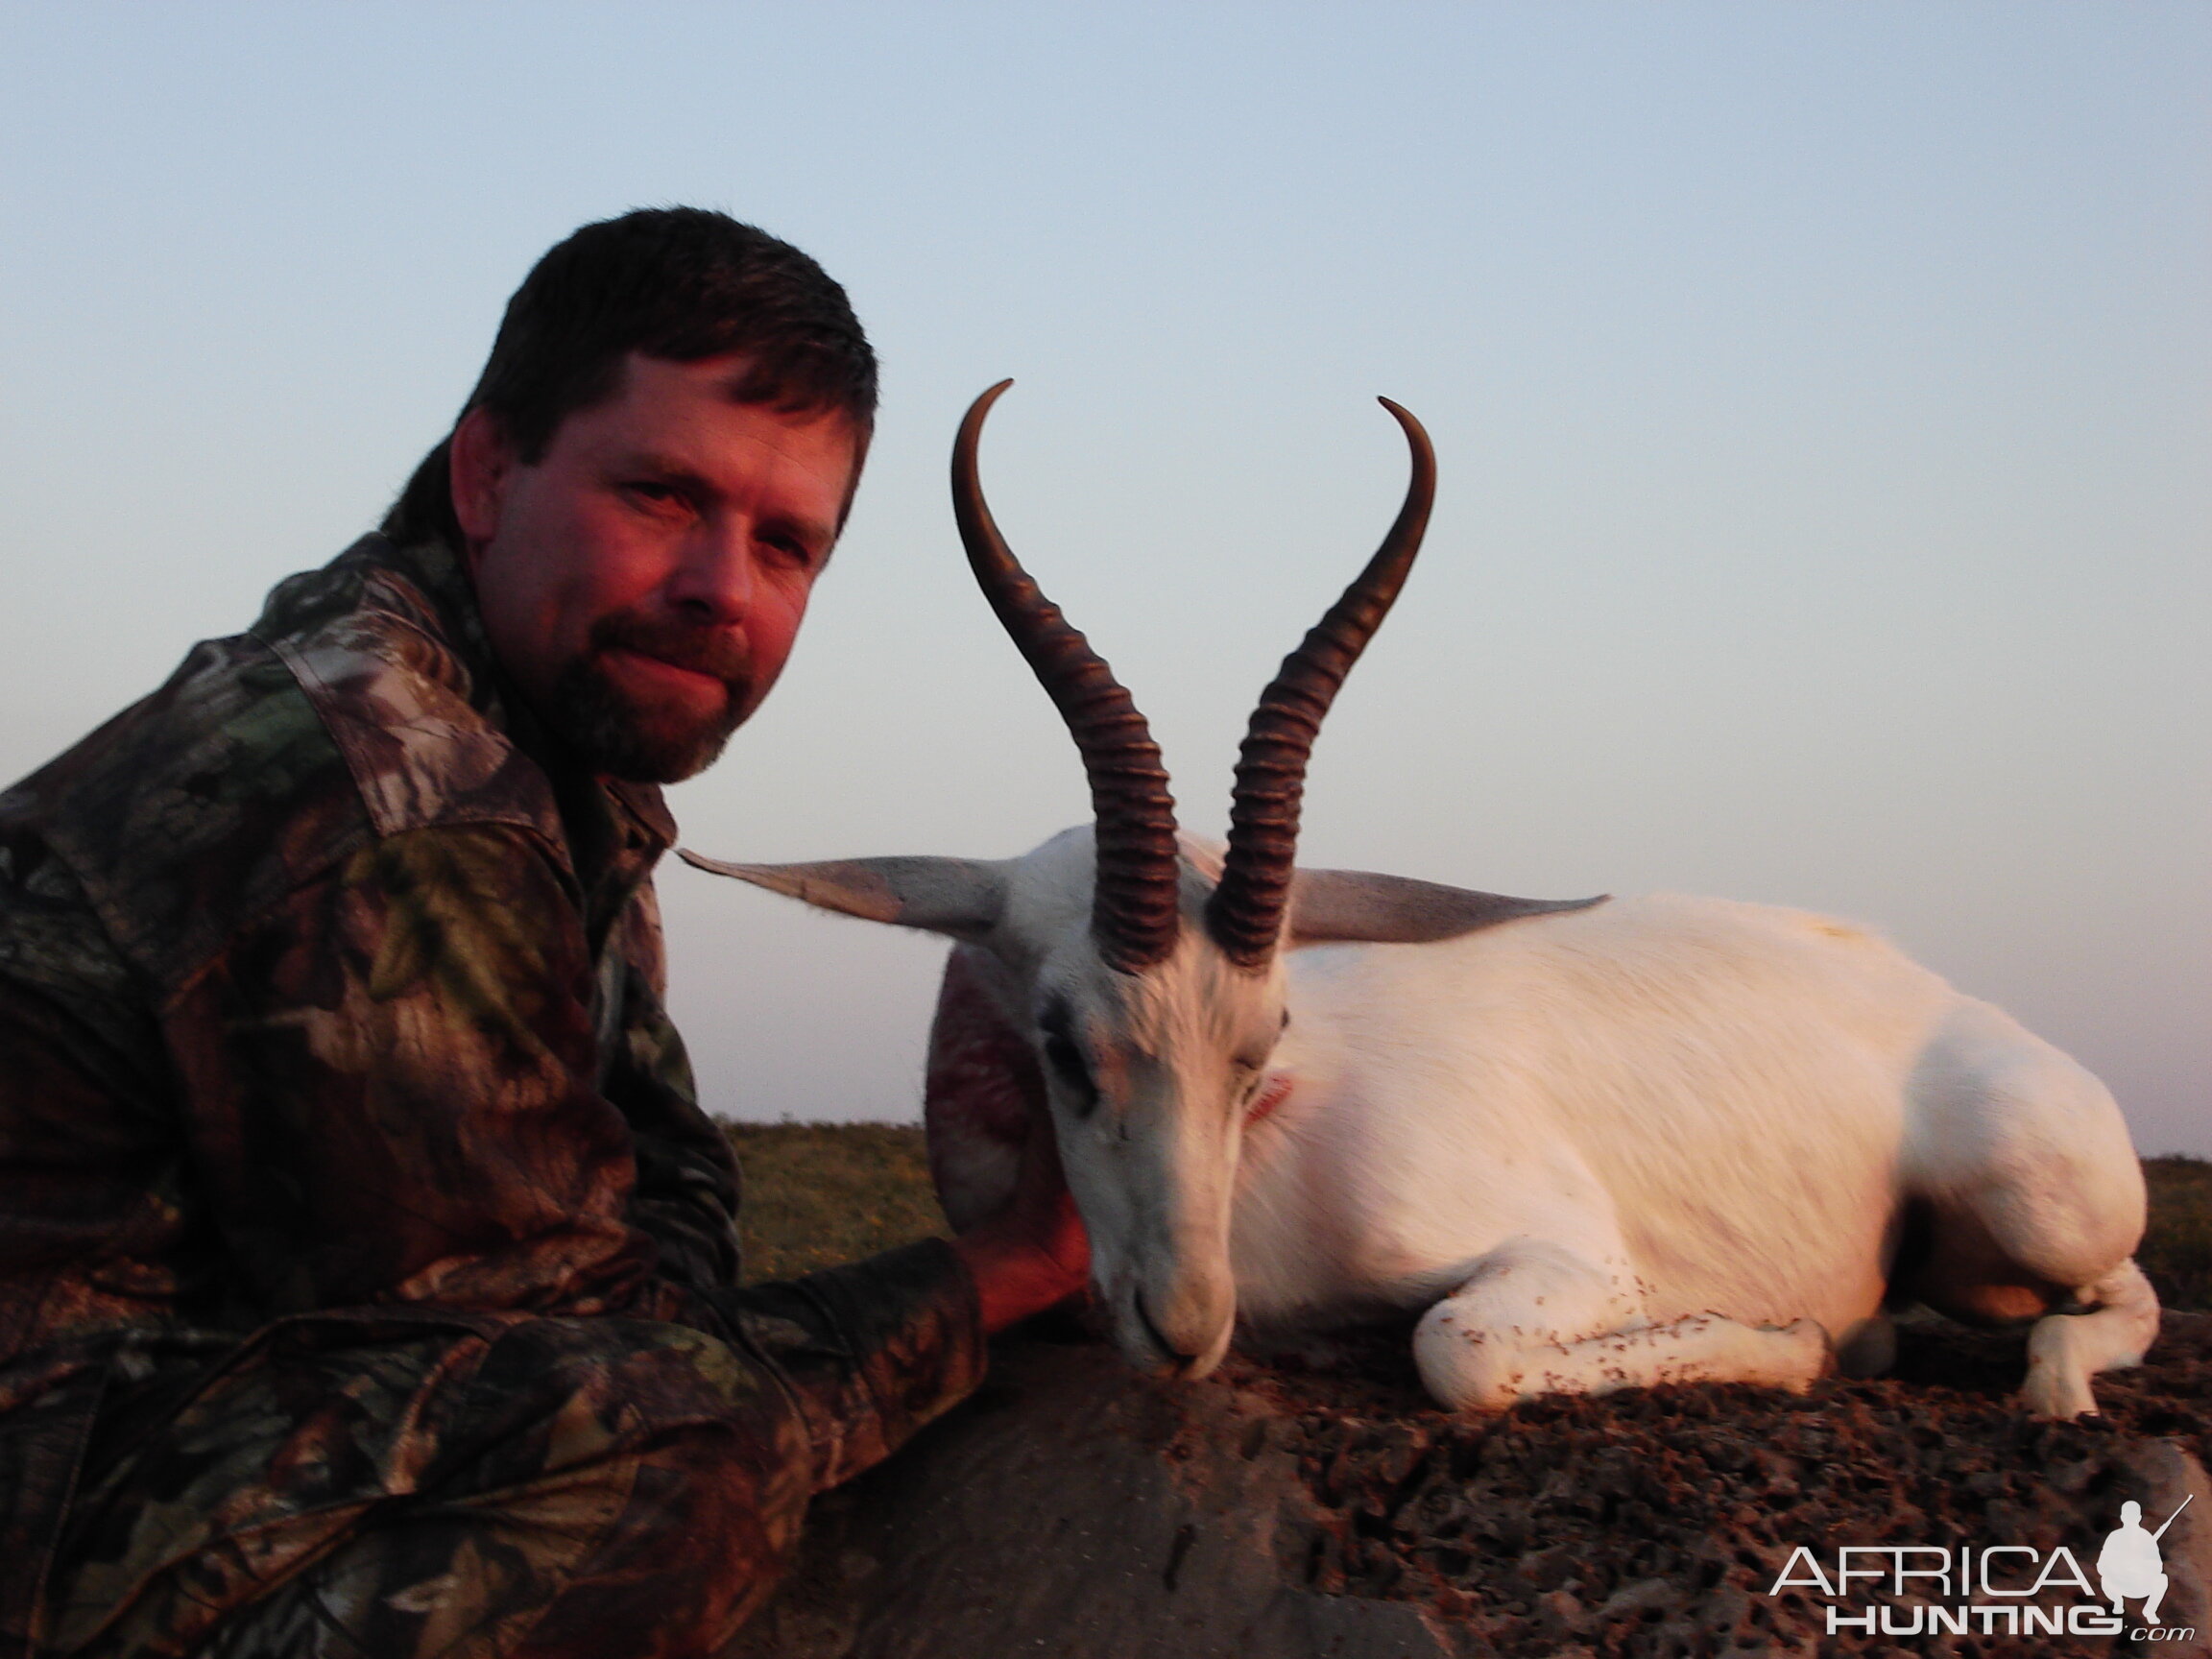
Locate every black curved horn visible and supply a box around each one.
[1205,398,1436,969]
[952,381,1182,973]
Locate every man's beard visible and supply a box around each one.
[543,611,754,784]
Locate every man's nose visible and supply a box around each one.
[665,520,757,624]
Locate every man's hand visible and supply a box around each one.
[949,1108,1090,1334]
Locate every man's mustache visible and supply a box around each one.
[586,612,752,690]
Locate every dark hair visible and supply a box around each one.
[382,207,877,545]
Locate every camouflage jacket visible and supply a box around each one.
[0,534,984,1648]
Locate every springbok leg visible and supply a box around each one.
[1412,1238,1828,1413]
[2021,1260,2159,1419]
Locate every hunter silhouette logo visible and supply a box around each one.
[2099,1495,2190,1626]
[1767,1491,2199,1641]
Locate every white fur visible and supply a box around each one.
[1225,891,2152,1414]
[715,827,2157,1417]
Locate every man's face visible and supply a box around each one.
[454,352,859,783]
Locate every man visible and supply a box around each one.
[0,208,1088,1657]
[2098,1500,2174,1625]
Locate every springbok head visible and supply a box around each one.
[684,383,1582,1377]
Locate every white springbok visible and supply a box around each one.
[685,382,2157,1419]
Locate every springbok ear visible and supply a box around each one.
[677,850,1009,940]
[1286,867,1608,947]
[924,944,1036,1233]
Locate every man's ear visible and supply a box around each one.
[447,406,514,553]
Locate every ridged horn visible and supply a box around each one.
[953,381,1182,973]
[1206,397,1436,969]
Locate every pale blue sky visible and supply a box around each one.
[2,3,2206,1150]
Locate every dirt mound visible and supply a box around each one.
[742,1311,2212,1658]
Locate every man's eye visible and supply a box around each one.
[625,482,687,511]
[759,531,823,571]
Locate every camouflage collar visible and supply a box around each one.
[253,533,676,871]
[369,537,678,851]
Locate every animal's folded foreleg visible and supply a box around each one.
[2020,1258,2159,1419]
[1412,1238,1829,1413]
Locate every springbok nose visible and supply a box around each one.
[1135,1289,1202,1370]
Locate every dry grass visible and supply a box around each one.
[728,1125,2212,1310]
[726,1121,944,1284]
[2142,1153,2212,1310]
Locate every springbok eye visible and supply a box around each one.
[1044,1031,1088,1083]
[1039,999,1099,1117]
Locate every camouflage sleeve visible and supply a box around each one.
[596,882,750,1298]
[593,884,991,1491]
[167,820,677,1319]
[596,894,991,1492]
[707,1238,989,1494]
[165,816,990,1491]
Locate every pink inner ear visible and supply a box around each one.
[924,947,1042,1230]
